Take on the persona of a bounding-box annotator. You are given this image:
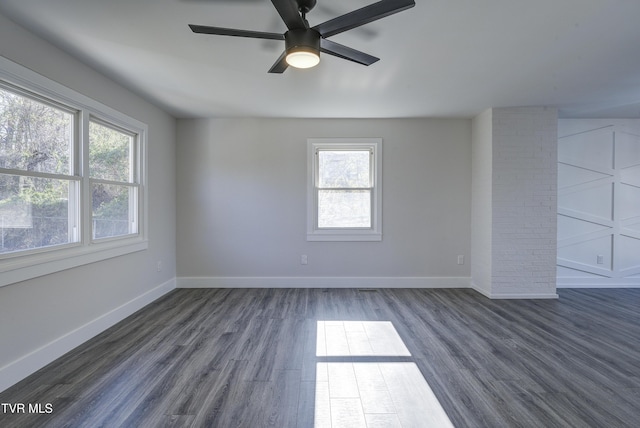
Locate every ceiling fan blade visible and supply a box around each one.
[320,39,379,66]
[268,51,289,73]
[271,0,307,30]
[189,24,284,40]
[313,0,415,38]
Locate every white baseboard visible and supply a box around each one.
[471,282,559,299]
[482,292,559,299]
[0,278,176,393]
[557,278,640,288]
[177,276,471,289]
[179,277,561,299]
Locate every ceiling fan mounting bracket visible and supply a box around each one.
[296,0,317,15]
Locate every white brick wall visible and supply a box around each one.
[471,106,558,298]
[491,107,558,297]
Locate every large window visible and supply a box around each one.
[307,138,382,241]
[0,56,147,287]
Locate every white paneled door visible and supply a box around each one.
[558,122,640,286]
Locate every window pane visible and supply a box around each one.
[318,150,370,188]
[318,189,371,228]
[89,121,132,182]
[0,173,76,253]
[0,87,73,174]
[92,183,136,239]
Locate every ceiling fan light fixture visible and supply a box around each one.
[286,48,320,69]
[284,29,321,69]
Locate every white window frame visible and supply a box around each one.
[0,56,148,288]
[307,138,382,242]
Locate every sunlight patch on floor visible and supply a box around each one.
[315,321,453,428]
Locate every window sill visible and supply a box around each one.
[307,232,382,242]
[0,238,148,288]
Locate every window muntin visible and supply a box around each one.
[307,139,382,241]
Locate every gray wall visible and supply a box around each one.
[0,12,177,388]
[176,117,471,283]
[470,109,493,295]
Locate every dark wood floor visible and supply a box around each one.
[1,288,640,427]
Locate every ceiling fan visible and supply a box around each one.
[189,0,416,73]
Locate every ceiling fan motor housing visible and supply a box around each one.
[285,29,320,54]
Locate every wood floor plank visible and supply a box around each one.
[2,288,640,427]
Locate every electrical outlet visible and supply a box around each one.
[597,255,604,265]
[457,255,464,265]
[301,255,308,265]
[156,261,163,272]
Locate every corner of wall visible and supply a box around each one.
[471,109,494,296]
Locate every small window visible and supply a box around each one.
[307,138,382,241]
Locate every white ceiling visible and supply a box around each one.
[1,0,640,119]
